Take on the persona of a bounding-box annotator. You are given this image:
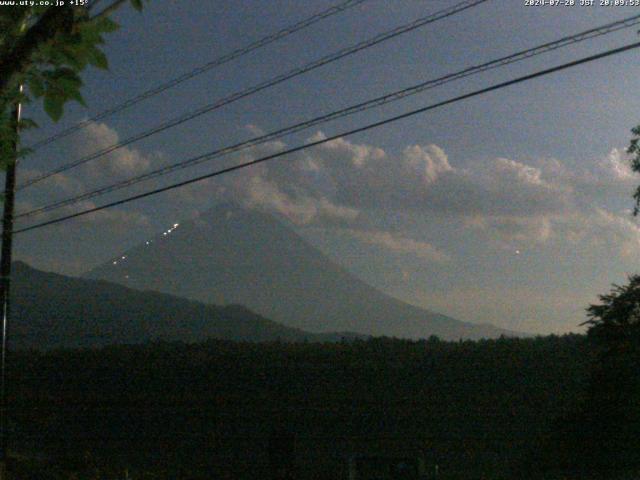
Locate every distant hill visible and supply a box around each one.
[86,203,524,340]
[10,262,359,350]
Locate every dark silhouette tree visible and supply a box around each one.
[578,279,640,474]
[522,138,640,477]
[627,125,640,215]
[550,125,640,476]
[0,0,148,169]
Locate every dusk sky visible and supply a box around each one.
[12,0,640,335]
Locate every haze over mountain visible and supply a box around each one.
[11,261,355,350]
[86,203,523,340]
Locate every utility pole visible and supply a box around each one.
[0,86,22,480]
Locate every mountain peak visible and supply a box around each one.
[86,204,523,340]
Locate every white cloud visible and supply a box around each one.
[467,215,553,245]
[536,149,637,201]
[215,129,640,255]
[74,122,153,179]
[243,175,359,226]
[562,207,640,260]
[403,144,452,184]
[308,131,386,167]
[598,148,635,183]
[345,228,451,263]
[297,134,571,219]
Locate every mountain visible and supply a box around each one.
[86,203,522,340]
[10,262,358,350]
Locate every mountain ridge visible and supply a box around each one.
[10,261,363,350]
[85,203,524,340]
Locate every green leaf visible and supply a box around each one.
[43,95,64,122]
[51,67,81,83]
[87,47,109,70]
[27,75,45,98]
[92,16,119,33]
[78,23,103,44]
[58,44,89,70]
[68,88,86,107]
[130,0,144,11]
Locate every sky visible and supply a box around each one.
[11,0,640,335]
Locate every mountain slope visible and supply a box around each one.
[86,204,521,340]
[10,262,353,350]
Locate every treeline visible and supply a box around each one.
[5,334,600,479]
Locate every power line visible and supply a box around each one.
[14,41,640,235]
[24,0,370,152]
[15,13,640,220]
[17,0,489,191]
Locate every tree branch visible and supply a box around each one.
[0,6,75,98]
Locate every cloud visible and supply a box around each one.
[294,135,569,219]
[598,148,635,183]
[215,130,640,253]
[309,131,387,167]
[75,203,150,231]
[536,149,637,201]
[345,228,451,263]
[16,197,150,233]
[228,134,569,244]
[243,175,359,226]
[423,157,571,219]
[466,215,553,245]
[13,121,167,239]
[561,207,640,260]
[74,122,154,179]
[18,167,83,197]
[403,144,453,183]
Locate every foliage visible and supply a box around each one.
[546,126,640,477]
[0,0,147,168]
[525,280,640,478]
[8,334,590,479]
[583,279,640,472]
[628,125,640,215]
[584,276,640,355]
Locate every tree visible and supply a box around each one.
[584,278,640,355]
[579,279,640,473]
[0,0,147,168]
[524,133,640,477]
[627,125,640,215]
[553,125,640,474]
[516,281,640,478]
[0,3,148,478]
